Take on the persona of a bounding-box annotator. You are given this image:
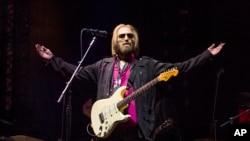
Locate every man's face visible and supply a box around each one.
[117,27,135,55]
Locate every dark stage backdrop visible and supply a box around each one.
[1,0,250,141]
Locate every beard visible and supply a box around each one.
[118,44,134,56]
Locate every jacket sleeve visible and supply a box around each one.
[141,49,213,77]
[46,56,98,83]
[175,49,213,73]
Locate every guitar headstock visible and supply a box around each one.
[158,68,179,82]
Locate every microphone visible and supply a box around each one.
[82,28,108,37]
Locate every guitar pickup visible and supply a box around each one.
[99,113,104,123]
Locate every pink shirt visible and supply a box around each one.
[113,55,137,128]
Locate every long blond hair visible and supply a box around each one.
[111,24,139,57]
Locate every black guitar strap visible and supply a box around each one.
[127,59,138,88]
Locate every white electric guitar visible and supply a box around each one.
[90,68,179,138]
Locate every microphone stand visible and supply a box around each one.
[57,36,97,141]
[209,69,224,141]
[220,109,250,128]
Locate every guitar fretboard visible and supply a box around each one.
[117,77,159,109]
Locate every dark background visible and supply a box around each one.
[1,0,250,141]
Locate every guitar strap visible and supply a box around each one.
[127,59,138,88]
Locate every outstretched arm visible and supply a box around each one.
[35,44,54,60]
[172,42,225,73]
[207,42,225,56]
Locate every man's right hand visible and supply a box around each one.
[35,44,54,60]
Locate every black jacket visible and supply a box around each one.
[48,49,212,141]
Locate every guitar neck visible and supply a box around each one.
[117,77,159,109]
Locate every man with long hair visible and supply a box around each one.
[35,23,225,141]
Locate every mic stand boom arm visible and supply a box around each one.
[220,109,250,127]
[57,36,97,103]
[57,36,97,141]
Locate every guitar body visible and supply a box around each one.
[90,86,130,138]
[90,68,179,138]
